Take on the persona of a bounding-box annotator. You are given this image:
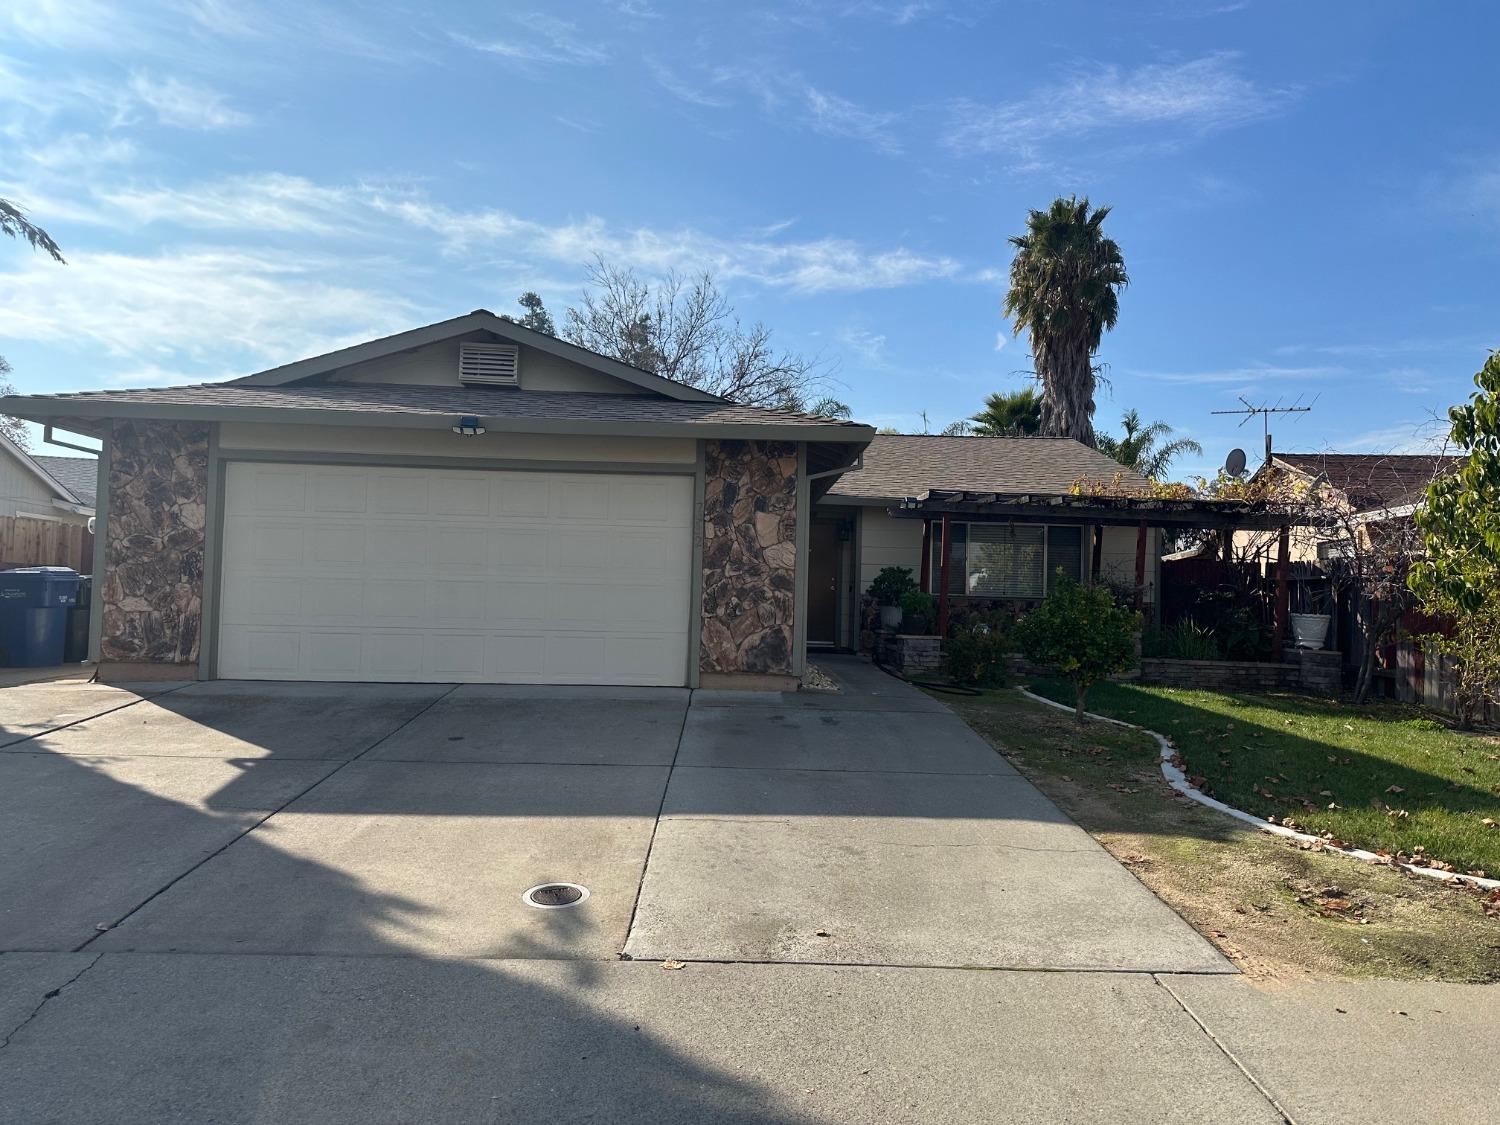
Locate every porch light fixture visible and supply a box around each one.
[900,495,921,510]
[451,416,486,436]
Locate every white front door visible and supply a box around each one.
[216,462,694,685]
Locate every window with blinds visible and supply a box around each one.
[927,522,1084,600]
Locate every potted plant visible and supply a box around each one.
[899,591,938,635]
[867,566,918,631]
[1289,588,1331,650]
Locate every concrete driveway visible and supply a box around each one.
[0,658,1491,1123]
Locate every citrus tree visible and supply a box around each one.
[1015,576,1140,721]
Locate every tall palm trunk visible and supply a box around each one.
[1035,336,1096,448]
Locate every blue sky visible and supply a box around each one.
[1,0,1495,477]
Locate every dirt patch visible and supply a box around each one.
[940,688,1500,984]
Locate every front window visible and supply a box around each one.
[929,523,1082,599]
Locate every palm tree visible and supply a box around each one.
[1097,409,1203,480]
[1,197,64,262]
[971,386,1042,436]
[1002,196,1127,448]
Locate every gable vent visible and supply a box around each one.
[459,342,520,386]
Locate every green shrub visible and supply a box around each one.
[1144,619,1220,660]
[867,566,918,607]
[943,617,1009,686]
[1014,577,1140,720]
[899,591,938,635]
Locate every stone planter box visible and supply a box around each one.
[1138,649,1341,697]
[876,631,942,675]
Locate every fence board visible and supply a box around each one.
[0,516,92,572]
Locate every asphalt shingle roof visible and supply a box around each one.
[32,455,97,505]
[9,382,865,432]
[1273,453,1463,510]
[824,434,1151,501]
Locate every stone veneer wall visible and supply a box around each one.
[700,439,798,676]
[100,419,210,665]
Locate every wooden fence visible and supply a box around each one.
[0,516,94,572]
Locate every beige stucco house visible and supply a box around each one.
[2,311,872,687]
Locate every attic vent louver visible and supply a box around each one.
[459,342,520,386]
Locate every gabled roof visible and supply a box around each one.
[229,309,724,402]
[0,382,872,443]
[0,431,91,509]
[1271,453,1463,511]
[824,434,1151,504]
[32,455,97,506]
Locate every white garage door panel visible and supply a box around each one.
[218,464,694,685]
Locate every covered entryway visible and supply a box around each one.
[216,462,694,685]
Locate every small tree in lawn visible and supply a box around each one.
[1015,575,1140,721]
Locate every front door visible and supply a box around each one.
[807,520,841,646]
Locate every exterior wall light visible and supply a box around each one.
[451,416,486,436]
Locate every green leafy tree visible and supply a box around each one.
[0,357,27,448]
[503,291,556,336]
[1096,409,1203,480]
[1,197,63,262]
[1410,352,1500,726]
[971,386,1041,436]
[1003,196,1127,448]
[1411,352,1500,612]
[1015,576,1140,720]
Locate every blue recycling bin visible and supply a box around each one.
[0,567,81,667]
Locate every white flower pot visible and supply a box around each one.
[1290,613,1330,650]
[879,605,903,630]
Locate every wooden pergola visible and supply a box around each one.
[889,489,1315,652]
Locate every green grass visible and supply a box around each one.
[1027,679,1500,876]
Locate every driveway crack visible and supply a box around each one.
[0,953,103,1052]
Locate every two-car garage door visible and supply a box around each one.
[217,462,694,685]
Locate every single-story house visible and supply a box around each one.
[2,310,1294,686]
[807,435,1165,650]
[1,311,872,687]
[0,431,96,525]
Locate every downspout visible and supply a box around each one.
[43,423,100,456]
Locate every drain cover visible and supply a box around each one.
[522,882,589,909]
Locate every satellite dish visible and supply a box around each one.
[1225,448,1247,478]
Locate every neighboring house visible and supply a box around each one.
[1232,452,1462,568]
[0,311,872,686]
[0,431,95,525]
[809,434,1165,649]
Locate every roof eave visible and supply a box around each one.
[1,397,875,445]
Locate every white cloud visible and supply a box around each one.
[0,246,415,368]
[97,174,362,234]
[647,59,732,108]
[128,72,250,129]
[1131,362,1341,386]
[945,53,1296,161]
[369,193,959,294]
[452,14,609,67]
[993,330,1007,352]
[802,83,901,154]
[837,327,889,367]
[1335,420,1451,456]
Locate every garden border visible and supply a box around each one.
[1016,686,1500,893]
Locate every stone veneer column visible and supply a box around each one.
[700,439,799,678]
[100,419,210,670]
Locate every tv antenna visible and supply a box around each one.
[1211,395,1316,462]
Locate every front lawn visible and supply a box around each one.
[1027,679,1500,877]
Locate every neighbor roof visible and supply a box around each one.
[0,382,873,443]
[824,434,1151,503]
[0,431,89,509]
[32,455,97,506]
[1272,453,1463,510]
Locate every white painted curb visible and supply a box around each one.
[1015,686,1500,893]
